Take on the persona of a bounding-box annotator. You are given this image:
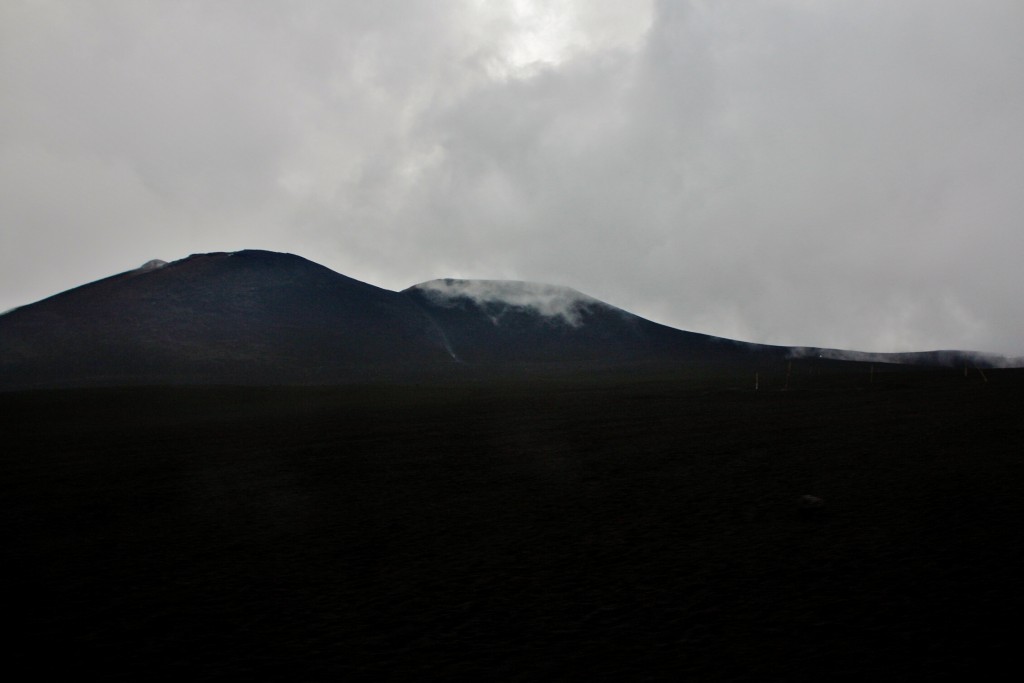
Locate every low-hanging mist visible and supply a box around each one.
[409,279,606,327]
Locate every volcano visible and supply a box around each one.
[0,250,1003,389]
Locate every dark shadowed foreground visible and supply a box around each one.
[5,367,1023,680]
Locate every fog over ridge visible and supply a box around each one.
[410,278,606,327]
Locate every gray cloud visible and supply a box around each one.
[3,1,1023,354]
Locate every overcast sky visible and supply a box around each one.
[3,1,1023,354]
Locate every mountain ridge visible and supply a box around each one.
[0,249,1015,389]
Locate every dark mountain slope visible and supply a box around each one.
[0,250,454,388]
[403,278,780,368]
[0,251,795,388]
[1,250,1008,389]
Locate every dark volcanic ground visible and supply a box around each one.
[5,366,1024,680]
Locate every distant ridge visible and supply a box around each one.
[0,250,1014,389]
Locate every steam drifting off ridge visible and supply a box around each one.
[410,279,604,327]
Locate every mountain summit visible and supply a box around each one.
[0,251,454,387]
[0,250,1005,389]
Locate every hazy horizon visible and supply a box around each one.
[3,1,1023,355]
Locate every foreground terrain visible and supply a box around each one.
[5,365,1023,680]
